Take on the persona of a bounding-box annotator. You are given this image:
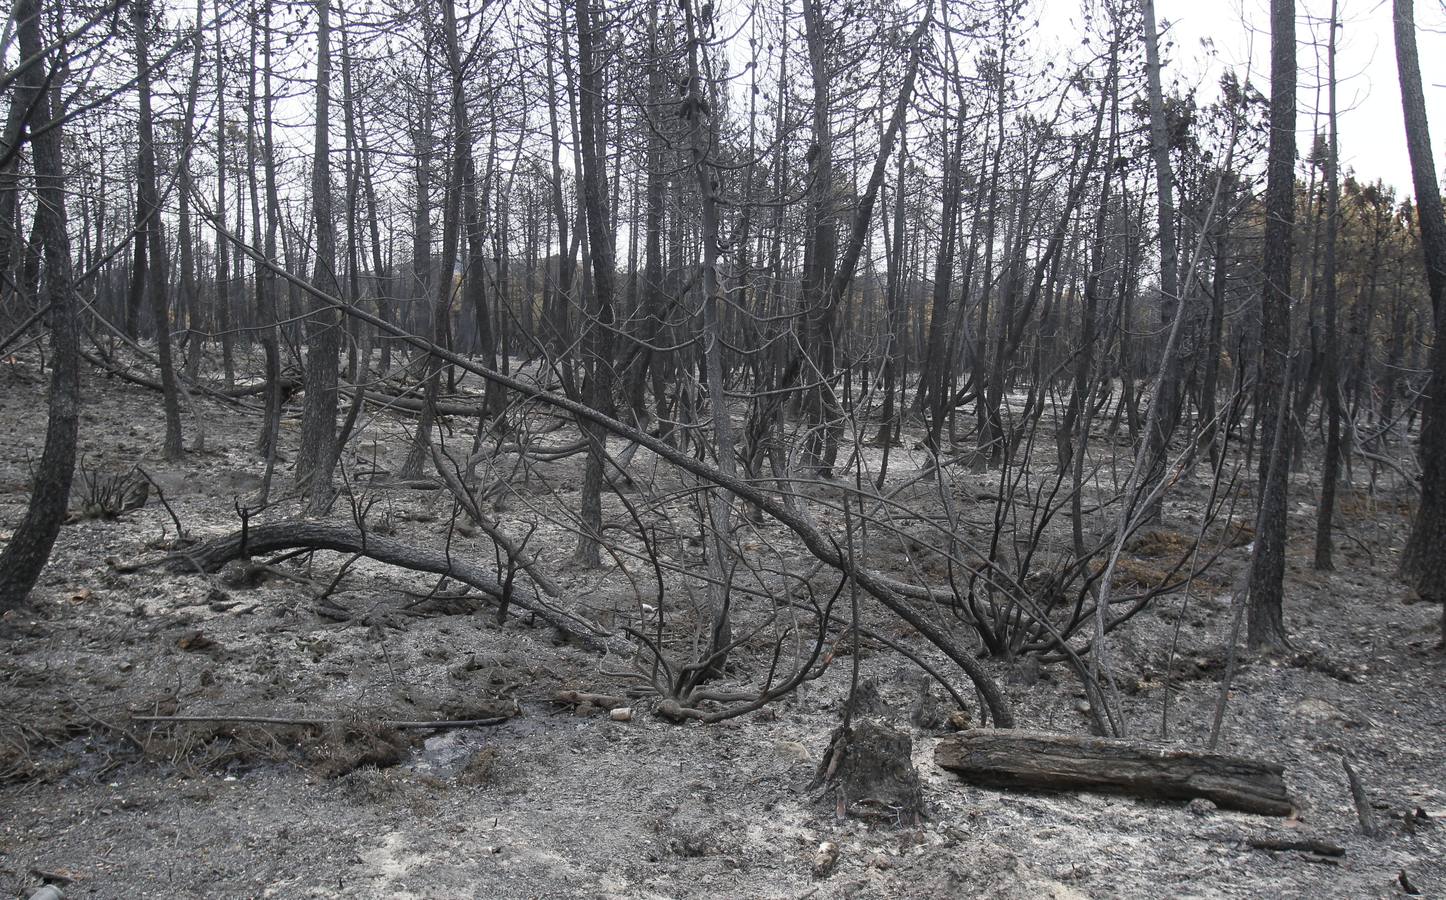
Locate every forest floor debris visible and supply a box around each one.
[1,364,1443,898]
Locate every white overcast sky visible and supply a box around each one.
[1050,0,1446,197]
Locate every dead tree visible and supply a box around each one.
[293,0,343,510]
[1247,0,1297,650]
[132,0,185,460]
[1392,0,1446,638]
[0,0,82,609]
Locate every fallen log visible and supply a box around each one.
[1244,836,1344,857]
[935,729,1293,816]
[171,521,622,654]
[340,385,487,418]
[82,349,294,402]
[131,713,512,730]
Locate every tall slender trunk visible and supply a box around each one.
[294,0,342,509]
[402,0,469,478]
[214,0,234,388]
[799,0,838,473]
[178,0,204,381]
[254,0,285,469]
[1200,176,1232,469]
[133,0,185,460]
[1247,0,1298,650]
[1140,0,1183,511]
[571,0,617,567]
[1393,0,1446,629]
[0,32,31,308]
[627,2,668,428]
[874,135,908,451]
[0,0,81,608]
[682,0,737,668]
[922,110,966,463]
[1314,1,1343,569]
[544,6,575,355]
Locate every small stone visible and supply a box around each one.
[1188,797,1218,817]
[812,840,840,878]
[176,630,219,652]
[609,707,633,722]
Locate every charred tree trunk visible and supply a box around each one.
[133,0,185,460]
[1140,0,1183,515]
[294,0,342,509]
[1247,0,1297,650]
[0,0,81,609]
[1314,3,1343,570]
[1393,0,1446,633]
[571,0,617,567]
[213,0,234,388]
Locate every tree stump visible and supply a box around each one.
[816,719,923,826]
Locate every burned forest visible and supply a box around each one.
[1,0,1444,895]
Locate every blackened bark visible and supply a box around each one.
[294,0,342,509]
[133,0,184,460]
[1247,0,1297,650]
[0,0,81,609]
[572,0,617,567]
[1314,2,1342,570]
[1140,0,1183,512]
[1393,0,1446,616]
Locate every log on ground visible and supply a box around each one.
[171,521,621,654]
[934,729,1293,816]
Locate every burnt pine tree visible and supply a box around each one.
[1314,0,1343,570]
[571,0,617,567]
[0,0,81,610]
[294,0,344,510]
[132,0,185,461]
[1393,0,1446,642]
[1247,0,1297,650]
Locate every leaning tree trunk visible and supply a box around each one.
[0,0,81,610]
[1392,0,1446,633]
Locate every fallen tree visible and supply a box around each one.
[935,729,1293,815]
[171,520,620,654]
